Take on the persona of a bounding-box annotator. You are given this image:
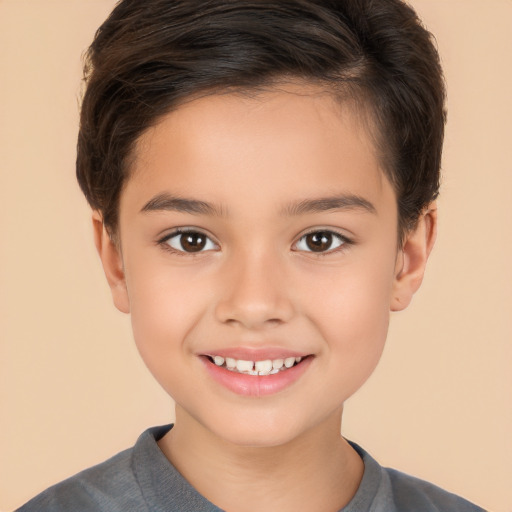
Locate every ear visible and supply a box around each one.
[92,211,130,314]
[391,203,437,312]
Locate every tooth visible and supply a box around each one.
[255,360,272,373]
[248,370,258,375]
[284,357,295,368]
[295,357,302,363]
[213,356,225,366]
[236,360,254,372]
[269,368,280,374]
[226,358,236,369]
[272,359,284,370]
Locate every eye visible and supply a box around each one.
[162,229,217,253]
[294,230,348,254]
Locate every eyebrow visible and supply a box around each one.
[140,193,225,216]
[140,192,376,217]
[282,194,376,216]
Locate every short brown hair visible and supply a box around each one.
[77,0,446,239]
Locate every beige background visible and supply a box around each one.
[1,1,511,511]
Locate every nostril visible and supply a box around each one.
[221,316,288,330]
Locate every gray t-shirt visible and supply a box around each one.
[17,425,486,512]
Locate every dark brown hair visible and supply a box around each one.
[77,0,446,240]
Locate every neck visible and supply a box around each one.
[158,406,363,512]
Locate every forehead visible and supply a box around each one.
[123,84,393,217]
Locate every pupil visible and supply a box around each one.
[181,232,206,252]
[306,232,332,252]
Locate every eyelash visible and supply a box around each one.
[157,228,218,257]
[294,229,353,256]
[157,228,353,257]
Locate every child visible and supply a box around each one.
[17,1,486,510]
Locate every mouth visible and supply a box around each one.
[205,355,306,376]
[201,353,313,397]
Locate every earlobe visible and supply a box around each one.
[391,203,437,312]
[92,211,130,314]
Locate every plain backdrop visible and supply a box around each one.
[1,1,511,511]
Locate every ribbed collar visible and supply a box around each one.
[131,424,382,512]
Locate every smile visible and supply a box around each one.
[202,353,313,397]
[207,355,303,375]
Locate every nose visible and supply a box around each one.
[214,248,295,330]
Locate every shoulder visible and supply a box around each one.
[16,443,146,512]
[346,441,486,512]
[17,425,222,512]
[382,467,486,512]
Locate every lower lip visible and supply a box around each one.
[201,356,313,397]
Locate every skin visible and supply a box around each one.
[93,84,436,512]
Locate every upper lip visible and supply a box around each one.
[200,347,311,361]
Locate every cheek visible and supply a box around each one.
[302,255,396,390]
[305,252,396,332]
[125,263,209,384]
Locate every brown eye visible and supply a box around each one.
[295,230,346,253]
[305,232,332,252]
[165,230,216,253]
[180,232,206,252]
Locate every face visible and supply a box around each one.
[98,85,431,447]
